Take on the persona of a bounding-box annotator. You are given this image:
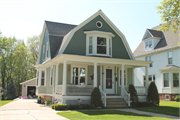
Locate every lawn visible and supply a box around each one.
[57,110,171,120]
[135,101,180,117]
[0,100,14,107]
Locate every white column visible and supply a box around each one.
[100,64,102,89]
[132,68,135,85]
[55,63,59,94]
[62,61,67,95]
[145,66,148,95]
[121,64,124,96]
[38,70,41,87]
[94,62,97,88]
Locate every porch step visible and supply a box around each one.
[105,98,129,108]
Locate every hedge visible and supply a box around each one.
[52,104,67,110]
[175,95,179,102]
[137,102,153,107]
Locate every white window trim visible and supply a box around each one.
[167,51,173,65]
[163,72,170,88]
[144,39,153,51]
[165,94,170,100]
[85,31,114,57]
[50,66,53,86]
[96,21,103,28]
[43,45,45,61]
[36,71,39,86]
[172,72,179,88]
[46,42,49,59]
[40,69,46,87]
[71,64,87,86]
[145,55,153,68]
[119,68,127,87]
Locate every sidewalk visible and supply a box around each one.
[117,108,180,119]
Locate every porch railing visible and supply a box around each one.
[122,88,130,106]
[135,86,146,95]
[56,85,63,94]
[66,85,93,95]
[99,85,106,107]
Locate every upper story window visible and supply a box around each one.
[145,56,153,67]
[50,68,53,86]
[43,45,45,61]
[84,31,115,57]
[144,40,153,51]
[96,21,102,28]
[37,71,39,86]
[168,52,172,64]
[46,42,49,58]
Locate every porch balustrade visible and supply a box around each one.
[66,85,93,95]
[56,85,63,94]
[135,86,146,95]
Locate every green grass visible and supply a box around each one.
[0,100,14,106]
[57,110,171,120]
[135,101,180,117]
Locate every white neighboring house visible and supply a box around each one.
[133,25,180,101]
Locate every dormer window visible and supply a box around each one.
[145,40,153,50]
[84,30,115,57]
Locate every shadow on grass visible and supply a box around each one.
[135,106,179,117]
[77,110,152,117]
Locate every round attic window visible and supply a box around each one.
[96,21,102,28]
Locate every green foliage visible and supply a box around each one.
[68,104,79,110]
[0,100,13,106]
[174,95,179,102]
[157,0,180,34]
[137,102,153,107]
[91,87,103,108]
[147,82,159,106]
[128,84,138,107]
[7,79,17,100]
[0,87,7,100]
[52,104,67,110]
[45,101,52,105]
[81,104,92,109]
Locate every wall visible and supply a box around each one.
[21,79,36,97]
[134,48,180,93]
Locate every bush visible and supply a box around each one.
[68,104,79,110]
[174,95,179,102]
[81,104,92,109]
[45,101,52,105]
[128,84,138,108]
[91,87,103,108]
[147,82,159,106]
[0,87,7,100]
[52,104,67,110]
[137,102,153,107]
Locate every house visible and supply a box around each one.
[35,10,151,107]
[133,25,180,101]
[20,78,36,98]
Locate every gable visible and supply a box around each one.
[142,29,152,40]
[63,15,131,59]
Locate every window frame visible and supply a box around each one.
[71,65,87,86]
[173,72,179,87]
[36,71,39,86]
[46,42,49,59]
[43,45,45,61]
[41,70,46,86]
[50,67,53,86]
[119,68,127,87]
[168,51,173,65]
[163,73,169,87]
[144,39,153,51]
[145,56,153,67]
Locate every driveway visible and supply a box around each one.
[0,99,68,120]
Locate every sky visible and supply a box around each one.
[0,0,162,52]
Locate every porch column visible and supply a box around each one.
[145,66,148,95]
[55,63,59,94]
[100,64,102,89]
[94,62,97,88]
[132,68,135,85]
[121,64,124,96]
[62,61,67,95]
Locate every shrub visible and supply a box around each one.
[52,104,67,110]
[81,104,92,109]
[0,87,7,100]
[174,95,179,102]
[68,104,79,110]
[137,102,153,107]
[128,84,138,108]
[91,87,103,108]
[45,101,52,105]
[147,82,159,106]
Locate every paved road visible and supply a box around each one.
[0,99,68,120]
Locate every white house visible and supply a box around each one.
[134,25,180,101]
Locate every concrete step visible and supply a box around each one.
[106,98,124,102]
[106,101,127,105]
[106,104,128,108]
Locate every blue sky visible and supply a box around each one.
[0,0,162,51]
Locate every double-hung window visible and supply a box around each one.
[50,68,53,86]
[41,71,45,86]
[72,66,86,85]
[168,52,172,64]
[145,40,153,49]
[43,45,45,61]
[46,42,49,58]
[173,73,179,87]
[163,73,169,87]
[120,70,126,86]
[85,31,114,57]
[145,56,153,67]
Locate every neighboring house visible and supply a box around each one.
[20,78,36,98]
[134,25,180,101]
[35,10,151,108]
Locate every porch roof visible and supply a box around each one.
[35,54,152,68]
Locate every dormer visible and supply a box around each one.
[142,29,162,51]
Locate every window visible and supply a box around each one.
[163,73,169,87]
[85,31,114,57]
[72,66,86,85]
[165,95,170,100]
[144,75,156,86]
[96,21,102,28]
[120,70,126,86]
[149,75,152,81]
[173,73,179,87]
[43,45,45,61]
[143,76,146,86]
[50,68,53,86]
[145,40,153,49]
[37,72,39,86]
[97,37,106,54]
[46,42,49,58]
[153,75,155,82]
[41,71,45,86]
[145,56,153,67]
[168,52,172,64]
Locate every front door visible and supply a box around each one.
[104,67,114,94]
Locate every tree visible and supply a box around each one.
[157,0,180,34]
[147,82,159,106]
[7,78,17,100]
[128,84,138,108]
[91,87,103,108]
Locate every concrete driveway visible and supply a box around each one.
[0,99,68,120]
